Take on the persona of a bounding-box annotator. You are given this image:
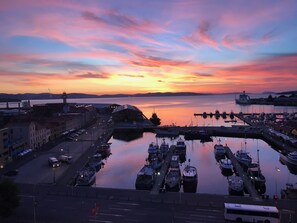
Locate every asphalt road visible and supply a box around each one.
[2,183,296,223]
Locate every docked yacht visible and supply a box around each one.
[214,140,226,160]
[280,151,297,166]
[228,176,244,196]
[87,156,103,172]
[148,142,159,159]
[175,138,187,153]
[182,160,198,193]
[75,167,96,186]
[235,150,252,167]
[219,158,233,176]
[135,164,156,190]
[159,139,169,158]
[214,144,225,156]
[235,91,251,105]
[247,165,266,194]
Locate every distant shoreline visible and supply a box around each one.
[2,90,296,101]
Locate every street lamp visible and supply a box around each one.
[275,167,280,199]
[52,167,56,184]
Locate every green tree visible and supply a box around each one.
[0,179,20,217]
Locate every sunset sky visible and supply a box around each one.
[1,0,297,94]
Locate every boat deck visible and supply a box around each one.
[224,146,262,201]
[150,145,175,195]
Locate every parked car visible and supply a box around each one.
[59,155,73,164]
[3,169,19,176]
[48,157,60,168]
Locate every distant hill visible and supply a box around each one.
[277,90,297,95]
[0,93,99,101]
[0,92,212,101]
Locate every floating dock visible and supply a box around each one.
[150,145,175,195]
[224,146,262,200]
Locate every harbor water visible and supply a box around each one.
[30,94,297,197]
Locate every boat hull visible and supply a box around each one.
[183,179,198,193]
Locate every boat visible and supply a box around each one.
[159,139,169,158]
[87,156,103,172]
[182,160,198,193]
[97,142,112,159]
[155,128,179,138]
[165,167,181,192]
[280,151,297,166]
[214,140,226,156]
[149,112,161,126]
[170,155,180,168]
[235,91,251,105]
[235,150,252,167]
[148,142,159,159]
[228,176,244,196]
[175,138,186,154]
[149,156,163,170]
[281,183,297,199]
[219,158,233,176]
[184,129,213,142]
[214,139,226,159]
[75,167,96,186]
[247,166,266,194]
[135,164,156,190]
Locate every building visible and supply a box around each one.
[112,104,145,123]
[0,128,9,167]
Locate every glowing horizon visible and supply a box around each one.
[1,0,297,94]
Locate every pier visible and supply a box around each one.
[224,146,261,200]
[151,145,175,195]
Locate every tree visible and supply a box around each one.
[149,113,161,126]
[0,179,20,217]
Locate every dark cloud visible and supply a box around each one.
[131,54,189,68]
[118,74,144,78]
[192,72,213,77]
[76,72,109,79]
[82,10,158,33]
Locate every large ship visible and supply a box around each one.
[235,91,251,105]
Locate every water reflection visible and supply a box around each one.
[113,131,143,142]
[94,133,297,197]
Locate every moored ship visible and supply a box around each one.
[135,164,156,190]
[235,91,251,105]
[228,176,244,196]
[182,160,198,193]
[75,167,96,186]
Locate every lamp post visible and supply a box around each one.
[275,167,280,199]
[53,167,56,184]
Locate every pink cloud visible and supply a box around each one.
[182,20,219,49]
